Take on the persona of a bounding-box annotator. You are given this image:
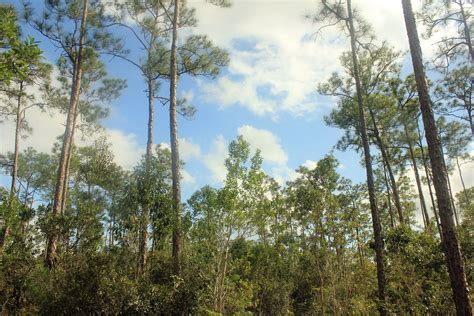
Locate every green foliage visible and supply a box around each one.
[384,226,453,314]
[0,5,45,85]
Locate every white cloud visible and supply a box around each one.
[104,129,144,170]
[199,126,294,185]
[0,103,145,171]
[237,125,288,165]
[302,159,318,169]
[272,165,298,186]
[189,0,451,118]
[179,138,201,161]
[1,106,65,155]
[203,135,228,183]
[406,144,474,227]
[338,163,347,170]
[182,169,196,185]
[181,90,194,103]
[158,142,171,151]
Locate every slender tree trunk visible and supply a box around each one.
[428,168,443,237]
[456,157,469,204]
[355,226,364,269]
[417,120,442,237]
[465,106,474,136]
[401,1,473,313]
[214,229,231,312]
[10,82,23,195]
[137,80,154,277]
[368,107,404,224]
[60,109,79,215]
[318,260,326,315]
[347,1,386,313]
[446,169,460,226]
[459,1,474,62]
[45,0,88,270]
[169,0,182,274]
[440,147,460,226]
[109,215,115,248]
[404,125,430,228]
[382,161,396,228]
[0,83,24,249]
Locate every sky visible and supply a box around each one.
[0,0,473,225]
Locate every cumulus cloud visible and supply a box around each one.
[179,138,201,161]
[203,135,228,183]
[237,125,288,165]
[0,103,145,171]
[200,126,295,185]
[272,165,298,186]
[104,129,144,170]
[181,169,196,185]
[302,159,318,170]
[1,106,65,155]
[189,0,450,118]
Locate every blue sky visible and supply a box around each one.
[1,0,472,224]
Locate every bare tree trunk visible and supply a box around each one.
[213,229,232,312]
[317,260,326,315]
[368,107,404,224]
[347,1,386,313]
[456,157,469,205]
[169,0,182,274]
[10,82,23,196]
[355,226,364,269]
[401,1,473,313]
[466,107,474,137]
[46,0,88,270]
[446,169,460,226]
[60,110,79,215]
[404,125,430,229]
[0,83,25,249]
[137,80,155,277]
[458,0,474,62]
[417,121,442,237]
[382,161,395,228]
[440,147,460,226]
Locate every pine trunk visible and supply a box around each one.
[459,1,474,62]
[0,83,24,248]
[137,80,155,277]
[440,147,460,226]
[170,0,182,274]
[10,82,23,195]
[445,169,460,226]
[456,157,469,203]
[368,107,404,224]
[347,1,386,313]
[417,121,442,236]
[382,162,395,228]
[404,125,430,228]
[401,1,473,313]
[45,0,88,270]
[60,109,79,214]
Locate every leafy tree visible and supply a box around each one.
[0,5,41,85]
